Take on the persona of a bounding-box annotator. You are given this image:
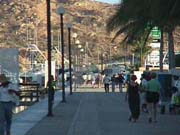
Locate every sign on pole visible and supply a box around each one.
[150,26,161,40]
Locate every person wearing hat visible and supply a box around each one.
[125,74,140,122]
[0,74,19,135]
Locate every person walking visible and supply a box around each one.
[126,75,140,122]
[91,75,96,88]
[46,75,56,103]
[146,72,161,123]
[111,74,116,92]
[97,73,103,88]
[103,74,111,93]
[173,75,180,93]
[118,73,124,93]
[169,75,180,114]
[140,73,151,113]
[0,74,19,135]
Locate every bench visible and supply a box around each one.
[19,83,40,106]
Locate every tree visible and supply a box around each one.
[131,35,152,67]
[106,0,154,67]
[149,0,180,70]
[106,0,180,70]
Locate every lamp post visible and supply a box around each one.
[75,40,80,73]
[72,33,78,60]
[67,23,73,95]
[80,48,84,71]
[75,40,80,89]
[46,0,53,116]
[72,33,78,91]
[77,44,82,72]
[57,6,66,103]
[101,53,105,71]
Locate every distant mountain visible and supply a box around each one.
[0,0,179,66]
[0,0,123,63]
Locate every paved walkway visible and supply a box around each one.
[12,91,63,135]
[13,88,180,135]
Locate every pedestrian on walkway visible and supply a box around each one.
[118,73,124,93]
[169,75,180,114]
[0,74,19,135]
[146,72,161,123]
[46,75,56,103]
[126,75,140,122]
[97,73,103,88]
[103,74,111,93]
[111,74,116,92]
[140,73,151,113]
[172,75,180,93]
[91,75,96,88]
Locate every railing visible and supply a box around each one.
[19,83,44,106]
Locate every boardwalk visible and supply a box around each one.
[13,88,180,135]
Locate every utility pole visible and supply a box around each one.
[46,0,53,117]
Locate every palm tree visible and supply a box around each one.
[131,35,152,67]
[107,0,180,70]
[149,0,180,70]
[106,0,154,67]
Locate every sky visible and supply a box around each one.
[95,0,120,4]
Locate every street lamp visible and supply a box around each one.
[72,33,78,71]
[57,6,66,103]
[79,48,84,71]
[101,53,105,71]
[75,40,80,73]
[46,0,53,116]
[77,44,82,72]
[75,39,80,45]
[67,23,73,95]
[72,34,78,91]
[72,33,77,40]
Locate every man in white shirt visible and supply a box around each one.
[103,74,111,93]
[0,74,19,135]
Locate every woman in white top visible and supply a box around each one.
[103,74,111,93]
[0,74,19,135]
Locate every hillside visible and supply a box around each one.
[0,0,179,67]
[0,0,124,63]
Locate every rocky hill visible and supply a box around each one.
[0,0,124,63]
[0,0,179,67]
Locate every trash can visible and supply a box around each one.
[158,73,172,114]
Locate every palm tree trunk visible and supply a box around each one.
[168,30,175,70]
[141,29,152,67]
[160,29,164,72]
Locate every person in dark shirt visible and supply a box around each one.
[118,73,124,92]
[126,75,140,122]
[46,75,56,102]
